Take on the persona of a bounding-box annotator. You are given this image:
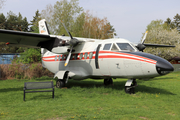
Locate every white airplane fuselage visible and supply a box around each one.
[41,37,173,80]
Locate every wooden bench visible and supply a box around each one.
[23,81,54,101]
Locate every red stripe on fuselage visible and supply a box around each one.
[42,51,157,64]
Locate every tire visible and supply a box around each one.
[124,86,135,94]
[56,79,65,88]
[104,78,113,85]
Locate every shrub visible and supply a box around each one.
[14,48,41,64]
[0,63,53,80]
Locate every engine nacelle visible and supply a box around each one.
[51,46,69,54]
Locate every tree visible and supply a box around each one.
[164,18,176,30]
[0,11,29,53]
[72,11,85,37]
[81,11,115,39]
[143,20,180,59]
[41,0,83,36]
[41,0,116,39]
[41,4,54,34]
[30,10,41,33]
[173,13,180,32]
[5,11,29,31]
[146,20,168,31]
[164,14,180,32]
[0,0,6,10]
[20,10,42,63]
[0,13,6,29]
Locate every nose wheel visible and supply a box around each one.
[125,79,137,94]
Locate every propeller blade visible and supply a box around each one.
[61,20,79,66]
[61,20,73,39]
[64,47,73,66]
[141,31,148,44]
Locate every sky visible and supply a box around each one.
[1,0,180,43]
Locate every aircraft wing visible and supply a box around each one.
[143,43,175,47]
[0,29,57,50]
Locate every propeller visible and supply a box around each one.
[141,31,148,44]
[136,31,148,52]
[136,31,175,52]
[61,20,79,66]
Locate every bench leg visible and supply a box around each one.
[52,89,54,99]
[24,91,25,101]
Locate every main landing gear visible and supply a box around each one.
[56,79,66,88]
[56,71,69,88]
[124,79,137,94]
[104,78,113,85]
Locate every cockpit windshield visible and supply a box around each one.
[116,43,135,51]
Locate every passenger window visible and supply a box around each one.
[64,55,67,60]
[62,55,64,60]
[74,54,78,60]
[89,52,93,59]
[103,43,112,50]
[111,44,119,51]
[58,55,61,61]
[79,53,83,59]
[116,43,134,51]
[55,55,57,61]
[70,55,73,60]
[84,52,88,59]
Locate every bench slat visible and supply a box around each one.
[25,90,53,93]
[24,82,53,90]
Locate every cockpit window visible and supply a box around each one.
[103,43,112,50]
[116,43,135,51]
[111,44,119,51]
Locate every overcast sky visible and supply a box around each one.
[1,0,180,43]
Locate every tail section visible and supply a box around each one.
[39,19,50,35]
[39,19,51,68]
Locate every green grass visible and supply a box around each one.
[0,72,180,120]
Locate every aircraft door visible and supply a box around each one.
[95,44,110,75]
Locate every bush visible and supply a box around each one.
[0,63,53,80]
[14,48,41,64]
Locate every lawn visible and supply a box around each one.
[0,72,180,120]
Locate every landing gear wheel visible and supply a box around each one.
[56,79,65,88]
[124,86,135,94]
[104,78,113,85]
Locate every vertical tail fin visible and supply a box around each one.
[39,19,50,35]
[39,19,50,67]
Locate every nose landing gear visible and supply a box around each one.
[125,79,137,94]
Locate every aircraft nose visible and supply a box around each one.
[156,59,174,75]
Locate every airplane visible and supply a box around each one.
[0,19,175,94]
